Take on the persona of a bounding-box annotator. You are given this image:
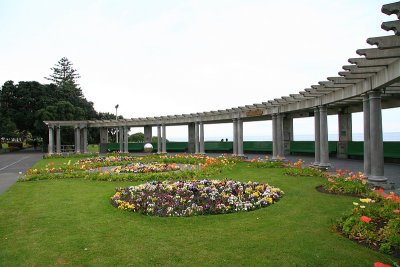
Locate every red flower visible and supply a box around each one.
[374,262,391,267]
[394,210,400,214]
[360,216,372,223]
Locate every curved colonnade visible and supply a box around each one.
[45,2,400,184]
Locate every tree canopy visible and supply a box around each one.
[0,57,103,144]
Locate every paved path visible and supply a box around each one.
[133,152,400,190]
[0,149,43,195]
[241,153,400,190]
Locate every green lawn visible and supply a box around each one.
[0,162,396,266]
[87,144,98,153]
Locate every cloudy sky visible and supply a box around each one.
[0,0,398,140]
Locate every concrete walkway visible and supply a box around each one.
[0,148,43,195]
[148,152,400,190]
[235,153,400,190]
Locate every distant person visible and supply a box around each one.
[225,138,228,142]
[220,139,224,142]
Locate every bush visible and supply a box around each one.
[7,142,23,149]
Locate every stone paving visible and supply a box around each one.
[237,153,399,191]
[0,149,43,195]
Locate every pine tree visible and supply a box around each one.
[45,57,81,87]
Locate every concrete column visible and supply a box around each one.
[56,126,61,154]
[162,124,167,153]
[116,127,119,143]
[272,114,278,159]
[337,109,352,159]
[157,125,162,153]
[363,94,371,177]
[277,113,285,159]
[199,122,205,154]
[81,127,88,154]
[314,107,320,166]
[188,123,195,153]
[48,126,54,155]
[99,127,108,153]
[232,119,238,155]
[124,127,129,153]
[368,91,387,182]
[119,127,124,153]
[144,126,152,144]
[319,106,330,169]
[75,126,81,154]
[195,122,200,154]
[237,118,244,157]
[283,116,293,156]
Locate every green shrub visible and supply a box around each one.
[335,194,400,256]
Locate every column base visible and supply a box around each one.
[99,143,108,154]
[367,175,388,183]
[316,163,331,171]
[312,162,320,167]
[367,179,395,190]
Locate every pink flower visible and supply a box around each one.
[360,216,372,223]
[393,210,400,214]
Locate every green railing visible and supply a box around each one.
[289,141,337,154]
[347,141,400,158]
[204,141,232,152]
[106,141,399,158]
[243,141,273,152]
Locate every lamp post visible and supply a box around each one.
[115,104,119,143]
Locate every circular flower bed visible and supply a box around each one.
[110,179,284,217]
[111,162,180,173]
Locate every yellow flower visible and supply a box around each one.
[360,198,372,203]
[360,205,366,209]
[353,202,359,206]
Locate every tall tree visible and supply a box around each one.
[45,57,81,87]
[1,58,100,144]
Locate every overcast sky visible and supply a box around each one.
[0,0,398,140]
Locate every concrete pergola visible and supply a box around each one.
[45,2,400,185]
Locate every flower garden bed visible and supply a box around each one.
[334,190,400,258]
[321,169,371,196]
[111,179,284,217]
[21,154,236,182]
[111,162,181,173]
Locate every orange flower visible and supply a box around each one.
[374,262,392,267]
[360,216,372,223]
